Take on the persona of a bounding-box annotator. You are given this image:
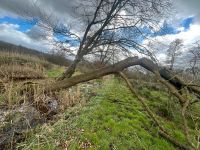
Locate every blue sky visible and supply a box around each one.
[0,15,194,35]
[0,16,37,32]
[0,15,195,50]
[0,0,200,61]
[181,17,194,31]
[152,17,194,37]
[0,0,199,68]
[0,16,80,47]
[0,16,194,43]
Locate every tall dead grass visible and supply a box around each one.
[0,51,51,68]
[0,78,96,113]
[0,64,45,80]
[0,51,53,80]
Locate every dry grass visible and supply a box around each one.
[0,79,47,109]
[0,77,97,112]
[57,85,86,111]
[0,80,25,108]
[0,64,45,80]
[0,50,97,112]
[0,51,55,80]
[0,51,51,68]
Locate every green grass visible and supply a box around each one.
[0,50,198,149]
[46,66,65,78]
[17,78,190,150]
[46,68,83,78]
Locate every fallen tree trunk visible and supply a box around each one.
[41,56,199,149]
[47,57,200,100]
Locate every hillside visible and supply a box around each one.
[0,42,199,150]
[0,41,72,67]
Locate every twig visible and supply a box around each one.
[118,72,191,150]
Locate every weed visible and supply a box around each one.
[17,78,188,150]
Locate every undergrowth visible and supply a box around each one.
[46,67,65,78]
[17,78,193,150]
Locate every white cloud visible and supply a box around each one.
[146,23,200,47]
[0,23,52,52]
[143,23,200,68]
[0,0,199,67]
[0,23,20,30]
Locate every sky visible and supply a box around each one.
[0,0,200,67]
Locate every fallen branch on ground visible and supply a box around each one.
[118,72,191,150]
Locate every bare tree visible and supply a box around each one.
[31,0,171,80]
[166,38,183,70]
[9,0,173,79]
[189,41,200,76]
[9,1,200,148]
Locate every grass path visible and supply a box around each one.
[18,79,186,150]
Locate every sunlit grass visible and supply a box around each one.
[18,78,188,150]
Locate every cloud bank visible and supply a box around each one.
[0,23,52,52]
[0,0,200,67]
[174,0,200,22]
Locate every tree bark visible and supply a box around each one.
[57,61,78,80]
[47,56,140,91]
[47,57,200,99]
[57,55,82,80]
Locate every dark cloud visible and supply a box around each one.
[1,0,199,55]
[26,25,51,41]
[174,0,200,22]
[1,0,199,26]
[0,0,94,33]
[0,0,172,27]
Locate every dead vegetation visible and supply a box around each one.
[0,46,199,150]
[0,76,100,149]
[0,64,45,80]
[0,0,199,149]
